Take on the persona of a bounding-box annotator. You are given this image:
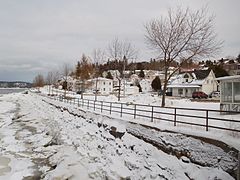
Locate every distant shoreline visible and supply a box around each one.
[0,88,28,95]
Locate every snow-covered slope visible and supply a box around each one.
[0,92,238,179]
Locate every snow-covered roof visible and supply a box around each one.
[88,77,113,82]
[169,70,208,87]
[168,84,200,88]
[216,75,240,81]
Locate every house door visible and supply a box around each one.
[185,89,188,97]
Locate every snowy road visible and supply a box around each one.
[0,93,238,179]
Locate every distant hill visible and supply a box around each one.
[0,81,32,88]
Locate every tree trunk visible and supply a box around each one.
[161,83,167,107]
[161,67,168,107]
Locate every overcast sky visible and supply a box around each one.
[0,0,239,82]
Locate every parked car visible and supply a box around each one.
[209,91,220,98]
[76,90,83,94]
[192,91,208,99]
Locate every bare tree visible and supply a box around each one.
[33,74,44,91]
[92,48,105,66]
[61,63,72,97]
[52,70,60,95]
[92,48,105,101]
[108,38,123,61]
[46,71,54,95]
[108,37,138,61]
[122,41,138,60]
[145,7,222,107]
[108,38,138,97]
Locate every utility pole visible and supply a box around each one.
[94,64,99,101]
[123,55,127,97]
[117,77,121,101]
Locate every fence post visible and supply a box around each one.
[134,104,136,119]
[82,99,84,107]
[94,101,96,111]
[110,102,112,114]
[174,108,177,126]
[78,98,79,107]
[87,100,89,109]
[206,110,209,131]
[101,101,103,113]
[120,103,123,117]
[74,98,75,105]
[151,106,154,122]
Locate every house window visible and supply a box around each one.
[186,79,188,83]
[207,80,209,84]
[109,82,111,85]
[178,89,183,95]
[103,82,105,85]
[103,88,106,91]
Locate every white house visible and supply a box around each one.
[139,79,152,93]
[168,69,218,97]
[87,77,113,95]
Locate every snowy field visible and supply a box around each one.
[0,91,239,179]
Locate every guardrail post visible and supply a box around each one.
[151,106,154,122]
[94,101,96,111]
[120,104,123,117]
[101,101,103,113]
[134,104,136,119]
[174,108,177,126]
[238,152,240,180]
[110,102,112,114]
[206,110,209,131]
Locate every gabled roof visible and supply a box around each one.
[194,69,211,80]
[180,69,211,80]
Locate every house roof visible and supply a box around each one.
[169,69,212,88]
[168,84,200,88]
[88,77,113,82]
[180,69,211,79]
[194,69,211,79]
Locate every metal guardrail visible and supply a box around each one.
[51,95,240,133]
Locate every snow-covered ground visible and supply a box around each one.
[0,91,239,179]
[41,87,240,149]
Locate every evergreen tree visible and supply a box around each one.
[137,84,142,92]
[106,71,113,79]
[237,53,240,63]
[151,76,161,92]
[211,65,229,78]
[75,61,81,79]
[139,69,145,78]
